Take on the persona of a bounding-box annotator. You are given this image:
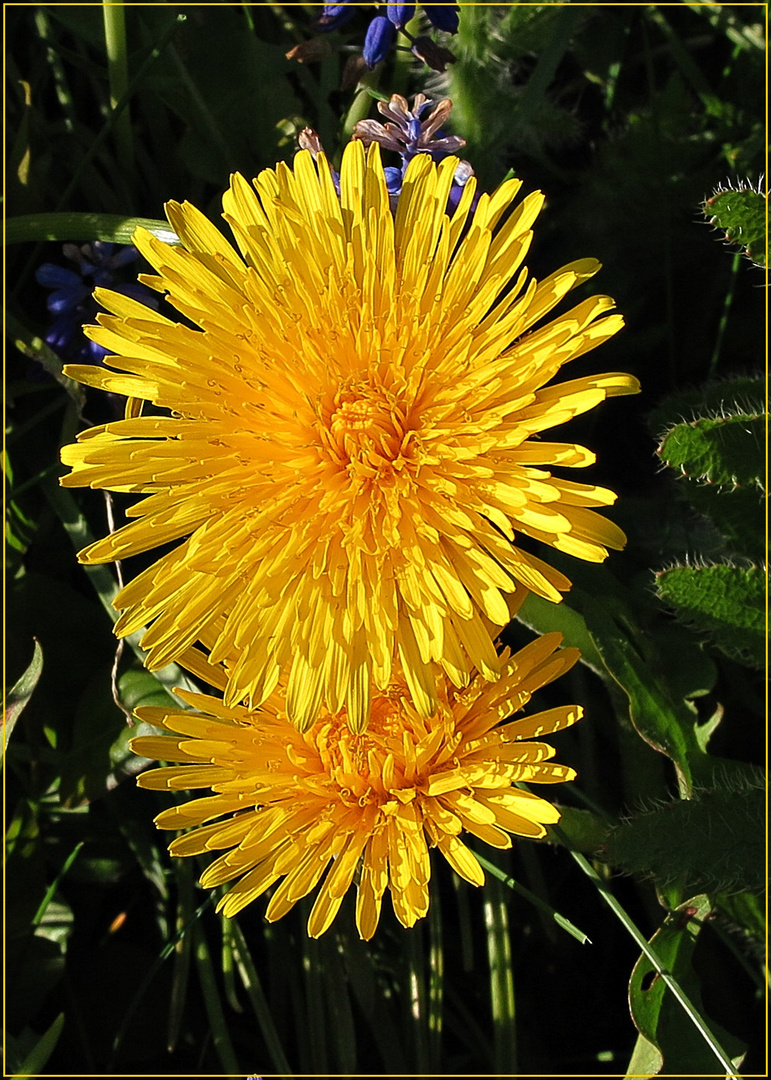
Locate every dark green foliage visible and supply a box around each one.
[647,375,764,435]
[652,376,766,666]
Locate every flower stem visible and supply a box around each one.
[483,876,517,1073]
[192,919,242,1077]
[566,847,742,1077]
[102,1,134,178]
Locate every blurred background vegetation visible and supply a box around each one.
[5,3,767,1076]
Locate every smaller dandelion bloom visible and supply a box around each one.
[131,633,581,940]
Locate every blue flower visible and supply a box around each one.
[36,241,156,367]
[424,4,459,34]
[362,15,396,68]
[315,4,357,33]
[387,3,416,30]
[299,95,475,219]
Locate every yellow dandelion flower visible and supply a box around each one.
[61,140,639,730]
[130,632,581,940]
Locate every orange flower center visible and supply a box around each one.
[305,690,435,808]
[321,381,417,480]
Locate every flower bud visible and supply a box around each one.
[424,4,460,34]
[387,3,416,30]
[315,3,355,33]
[362,15,397,68]
[411,35,456,73]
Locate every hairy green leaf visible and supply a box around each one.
[647,375,764,437]
[703,184,766,267]
[686,483,765,560]
[605,774,766,893]
[657,413,765,489]
[656,563,765,667]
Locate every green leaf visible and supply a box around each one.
[5,211,179,246]
[228,918,293,1075]
[145,14,303,182]
[32,846,82,930]
[517,590,605,676]
[547,805,613,856]
[118,665,183,715]
[703,184,767,267]
[4,447,39,566]
[583,600,703,793]
[10,1013,65,1078]
[652,620,718,702]
[627,895,746,1076]
[3,639,43,755]
[712,889,764,941]
[657,413,765,489]
[5,311,86,409]
[605,774,766,894]
[656,563,765,668]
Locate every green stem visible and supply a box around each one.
[476,851,591,945]
[229,919,293,1076]
[483,876,517,1073]
[5,211,178,246]
[102,2,134,177]
[405,924,430,1074]
[708,249,741,377]
[31,842,84,926]
[166,858,194,1053]
[427,890,444,1069]
[567,847,742,1078]
[192,920,242,1077]
[341,69,383,145]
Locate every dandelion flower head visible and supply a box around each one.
[130,632,581,940]
[61,135,639,730]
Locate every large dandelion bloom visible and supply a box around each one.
[60,139,639,730]
[130,633,580,940]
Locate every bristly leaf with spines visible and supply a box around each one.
[657,413,765,490]
[604,770,766,895]
[702,180,767,268]
[652,379,766,561]
[655,562,765,668]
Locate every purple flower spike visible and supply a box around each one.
[363,15,397,68]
